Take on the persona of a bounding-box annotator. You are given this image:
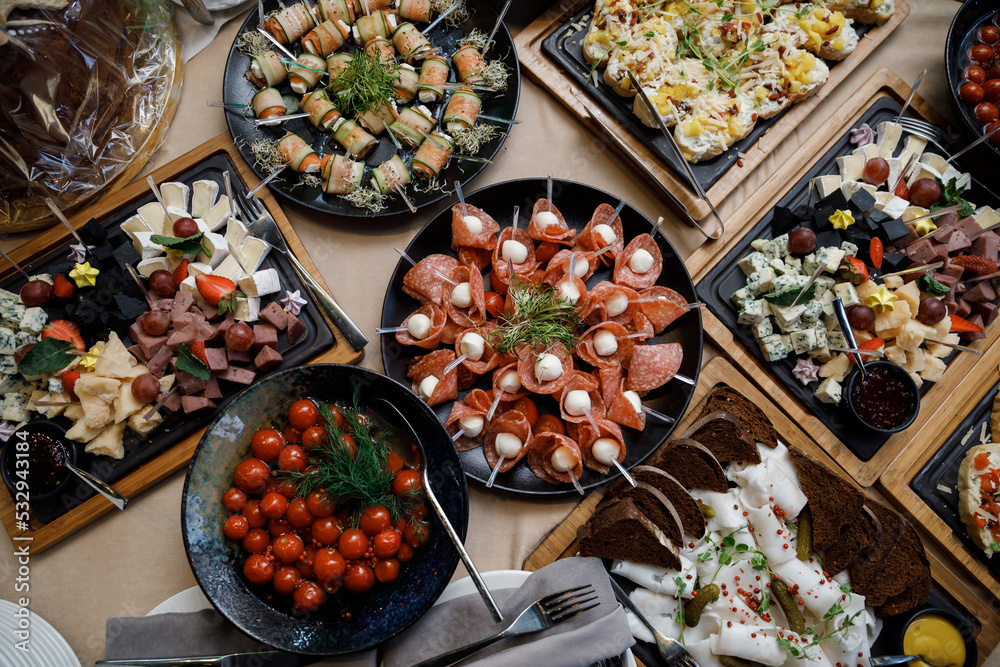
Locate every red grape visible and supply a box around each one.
[172,217,200,238]
[862,157,890,186]
[846,305,875,331]
[131,374,160,403]
[140,310,171,336]
[19,280,52,307]
[148,270,178,297]
[787,228,817,255]
[917,298,947,326]
[909,179,942,208]
[225,322,255,351]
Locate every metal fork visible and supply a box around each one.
[412,585,599,667]
[96,650,286,666]
[896,118,1000,202]
[239,194,368,351]
[609,576,699,667]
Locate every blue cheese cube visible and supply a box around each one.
[15,332,35,349]
[28,274,52,284]
[5,303,26,324]
[815,247,847,273]
[0,355,17,375]
[731,287,753,308]
[758,334,788,362]
[769,258,787,274]
[738,251,769,276]
[801,300,824,325]
[0,287,17,301]
[814,276,836,299]
[746,267,776,296]
[0,376,27,395]
[790,329,817,355]
[751,319,774,339]
[840,241,858,257]
[19,307,46,335]
[813,326,828,349]
[783,256,803,274]
[827,331,847,351]
[1,392,29,422]
[771,303,806,328]
[776,316,803,334]
[760,235,789,261]
[770,273,809,294]
[751,239,767,251]
[814,378,842,405]
[780,334,792,350]
[0,327,16,355]
[802,253,819,276]
[738,299,770,325]
[832,282,859,308]
[47,377,64,394]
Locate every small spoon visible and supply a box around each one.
[871,655,948,667]
[59,442,128,510]
[833,297,866,380]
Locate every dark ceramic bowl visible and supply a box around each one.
[945,0,1000,161]
[844,360,920,434]
[0,420,78,503]
[895,607,978,667]
[181,364,469,656]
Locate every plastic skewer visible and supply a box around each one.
[227,242,252,278]
[649,216,663,239]
[568,469,585,495]
[455,180,469,218]
[486,390,503,421]
[143,387,178,421]
[451,429,465,442]
[567,252,577,283]
[511,205,520,231]
[146,176,174,224]
[947,124,1000,164]
[612,459,637,487]
[594,242,616,256]
[246,166,287,197]
[257,0,264,29]
[879,261,943,279]
[485,456,505,488]
[208,102,250,108]
[612,201,626,220]
[397,188,417,214]
[547,176,553,213]
[433,269,458,285]
[484,0,512,56]
[0,248,29,282]
[395,247,417,265]
[424,2,460,32]
[630,296,704,310]
[443,354,467,375]
[674,373,696,386]
[642,405,675,423]
[374,326,408,334]
[418,129,490,163]
[478,114,520,125]
[223,171,238,225]
[926,339,982,355]
[384,123,403,151]
[258,27,296,60]
[830,347,885,358]
[279,59,328,77]
[255,112,311,126]
[617,332,650,340]
[45,199,86,247]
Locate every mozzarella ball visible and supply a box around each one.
[406,313,432,339]
[557,279,581,305]
[534,353,563,383]
[572,256,590,278]
[451,282,472,308]
[535,210,559,229]
[458,414,484,438]
[623,390,642,414]
[564,389,592,416]
[592,438,620,465]
[593,223,617,245]
[628,248,655,274]
[495,432,523,457]
[551,445,579,472]
[463,215,482,235]
[418,375,439,401]
[498,369,521,394]
[501,240,528,264]
[593,329,619,356]
[459,332,486,361]
[606,290,629,317]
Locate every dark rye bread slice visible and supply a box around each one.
[578,497,682,570]
[606,466,707,538]
[788,447,865,550]
[822,505,879,575]
[697,386,779,448]
[646,438,728,493]
[849,502,905,606]
[875,566,931,618]
[681,412,761,465]
[595,481,686,550]
[855,516,928,607]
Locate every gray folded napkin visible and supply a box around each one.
[381,557,634,667]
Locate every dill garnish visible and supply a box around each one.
[451,124,500,154]
[490,276,581,355]
[329,49,398,117]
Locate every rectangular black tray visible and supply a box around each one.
[1,153,335,523]
[697,97,1000,462]
[911,381,1000,580]
[541,2,878,192]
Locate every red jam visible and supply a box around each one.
[849,365,914,430]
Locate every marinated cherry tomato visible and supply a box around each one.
[359,506,392,536]
[484,291,504,317]
[975,102,1000,125]
[306,490,335,517]
[233,458,270,494]
[338,528,370,560]
[313,548,347,581]
[260,491,289,520]
[272,566,301,596]
[288,399,319,430]
[386,451,404,474]
[286,497,315,529]
[244,554,275,585]
[988,59,1000,81]
[242,528,270,554]
[339,434,358,458]
[241,500,266,528]
[343,563,376,594]
[222,487,247,513]
[971,44,994,64]
[311,516,343,545]
[960,81,985,105]
[535,241,560,264]
[297,545,317,579]
[984,79,1000,105]
[375,558,401,584]
[396,542,415,563]
[302,426,326,450]
[251,429,285,462]
[284,426,302,444]
[986,121,1000,146]
[327,405,346,429]
[404,518,431,548]
[373,529,402,559]
[392,469,422,497]
[293,581,325,612]
[276,479,298,499]
[273,533,305,564]
[534,414,565,436]
[966,65,988,84]
[410,503,429,518]
[980,25,1000,44]
[224,514,249,541]
[511,397,539,426]
[268,519,292,538]
[278,444,308,472]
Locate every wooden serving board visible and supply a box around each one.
[686,68,1000,488]
[0,133,364,555]
[515,3,910,225]
[522,356,1000,664]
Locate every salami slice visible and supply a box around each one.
[526,432,583,485]
[403,254,460,306]
[541,249,598,286]
[395,303,446,349]
[605,377,645,430]
[527,199,577,246]
[457,364,476,391]
[445,396,489,451]
[639,286,688,334]
[597,366,622,400]
[455,324,505,375]
[575,321,634,369]
[440,320,461,346]
[578,418,626,474]
[491,227,538,289]
[580,281,641,327]
[407,349,459,406]
[451,203,500,251]
[613,234,663,290]
[491,361,528,401]
[458,246,491,270]
[577,203,624,265]
[517,344,575,395]
[558,371,607,424]
[625,343,683,392]
[464,388,494,413]
[442,265,487,328]
[483,411,532,473]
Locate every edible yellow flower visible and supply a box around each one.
[914,218,937,237]
[69,262,99,288]
[829,209,855,230]
[867,286,898,314]
[79,346,100,372]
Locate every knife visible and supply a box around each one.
[181,0,215,26]
[96,650,296,666]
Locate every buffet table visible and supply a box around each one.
[0,2,993,665]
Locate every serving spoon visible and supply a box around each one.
[58,441,128,510]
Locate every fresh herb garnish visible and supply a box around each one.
[490,276,581,355]
[763,283,817,307]
[452,124,501,154]
[17,338,74,376]
[917,273,951,298]
[329,49,398,117]
[933,177,976,217]
[151,232,209,257]
[176,342,211,381]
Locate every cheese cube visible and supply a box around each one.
[751,239,767,251]
[213,255,247,282]
[120,215,151,243]
[819,354,851,382]
[132,232,163,260]
[238,268,282,298]
[19,307,46,335]
[832,282,859,307]
[234,297,261,322]
[885,158,901,194]
[897,321,934,352]
[770,273,808,295]
[784,257,803,274]
[191,179,220,218]
[873,300,912,335]
[876,121,903,158]
[751,319,774,339]
[840,241,858,257]
[941,164,970,192]
[180,276,205,302]
[237,237,270,273]
[769,258,787,274]
[160,182,190,212]
[790,329,817,355]
[920,356,947,382]
[827,331,847,351]
[747,267,776,297]
[137,202,168,235]
[841,181,861,201]
[136,257,171,278]
[813,326,828,349]
[198,232,230,269]
[738,299,770,325]
[224,215,248,248]
[901,347,927,373]
[852,143,880,161]
[898,134,926,169]
[815,247,846,273]
[731,287,753,308]
[187,262,214,279]
[801,300,823,325]
[922,153,948,175]
[771,303,806,328]
[907,163,943,189]
[895,281,921,312]
[884,275,904,289]
[0,327,16,355]
[909,371,924,389]
[757,334,788,362]
[884,196,909,220]
[837,154,864,182]
[738,251,769,276]
[976,206,1000,231]
[814,378,842,405]
[1,392,29,422]
[884,343,907,366]
[854,280,879,303]
[47,377,64,394]
[927,333,960,358]
[814,276,836,298]
[775,316,804,334]
[812,175,842,199]
[761,234,789,260]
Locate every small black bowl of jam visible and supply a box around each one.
[1,421,77,502]
[845,361,921,434]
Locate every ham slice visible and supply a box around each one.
[638,286,688,334]
[527,199,576,246]
[451,204,500,251]
[442,265,487,328]
[577,203,624,265]
[483,411,532,473]
[614,234,663,290]
[403,254,461,306]
[516,344,575,395]
[527,432,584,485]
[626,343,683,392]
[575,321,634,369]
[395,304,447,349]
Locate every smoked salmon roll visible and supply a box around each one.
[317,0,355,25]
[252,87,286,120]
[245,51,287,88]
[363,36,396,64]
[417,55,450,103]
[277,132,321,173]
[357,101,398,135]
[411,131,454,180]
[300,89,341,129]
[288,53,327,94]
[453,44,486,85]
[388,105,435,148]
[443,87,481,132]
[331,118,378,158]
[265,2,316,44]
[399,0,433,23]
[352,9,395,45]
[320,154,365,195]
[302,19,350,57]
[392,22,434,63]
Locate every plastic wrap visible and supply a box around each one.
[0,0,181,232]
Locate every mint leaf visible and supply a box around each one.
[176,342,211,381]
[933,177,976,217]
[763,283,817,307]
[151,232,209,257]
[17,338,74,376]
[917,273,950,298]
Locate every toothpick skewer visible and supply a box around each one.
[914,205,967,238]
[789,264,825,308]
[443,355,467,375]
[45,199,86,247]
[960,269,1000,285]
[642,405,675,424]
[455,180,470,218]
[397,188,417,214]
[890,154,919,197]
[224,171,238,225]
[425,1,460,32]
[126,265,153,307]
[612,459,637,487]
[568,469,585,496]
[257,27,296,60]
[879,261,943,279]
[478,114,520,125]
[32,400,75,407]
[947,124,1000,164]
[255,112,311,126]
[395,247,417,266]
[895,69,926,123]
[484,0,512,56]
[486,456,505,488]
[258,0,264,29]
[0,248,31,282]
[486,390,503,421]
[146,176,174,225]
[143,387,178,421]
[384,123,403,151]
[547,176,553,214]
[831,347,885,358]
[246,167,287,198]
[926,339,983,355]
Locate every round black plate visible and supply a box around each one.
[380,178,704,496]
[222,1,520,218]
[945,0,1000,161]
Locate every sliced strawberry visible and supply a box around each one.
[950,314,985,333]
[195,275,240,316]
[41,320,85,351]
[173,258,189,285]
[849,337,885,365]
[52,274,75,299]
[869,237,883,271]
[951,255,998,276]
[895,178,910,200]
[190,340,209,366]
[60,370,81,401]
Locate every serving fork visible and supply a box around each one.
[239,194,368,351]
[609,576,700,667]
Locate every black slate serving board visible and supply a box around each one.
[0,153,335,523]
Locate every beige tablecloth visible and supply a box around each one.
[0,2,986,665]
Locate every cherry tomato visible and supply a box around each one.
[980,25,1000,44]
[286,497,315,529]
[311,516,343,545]
[273,533,305,564]
[251,429,285,462]
[339,434,358,458]
[966,65,988,84]
[529,269,546,285]
[260,491,289,520]
[243,554,274,585]
[372,529,402,559]
[276,479,298,499]
[343,563,376,594]
[534,414,565,436]
[396,542,415,563]
[404,518,431,548]
[313,548,347,581]
[302,426,326,450]
[272,566,301,596]
[489,268,508,296]
[392,469,422,497]
[986,121,1000,147]
[268,519,292,537]
[242,528,270,554]
[293,581,325,612]
[484,291,504,317]
[386,451,404,474]
[306,490,335,517]
[960,81,985,105]
[222,487,247,513]
[284,426,302,443]
[975,102,1000,125]
[410,503,429,518]
[984,78,1000,105]
[359,506,392,536]
[233,458,270,494]
[535,241,560,264]
[224,514,249,541]
[241,500,266,528]
[288,399,319,430]
[338,528,370,560]
[510,397,539,426]
[327,405,346,429]
[375,558,401,584]
[278,444,308,472]
[297,544,317,579]
[971,44,994,64]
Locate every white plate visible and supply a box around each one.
[0,599,81,667]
